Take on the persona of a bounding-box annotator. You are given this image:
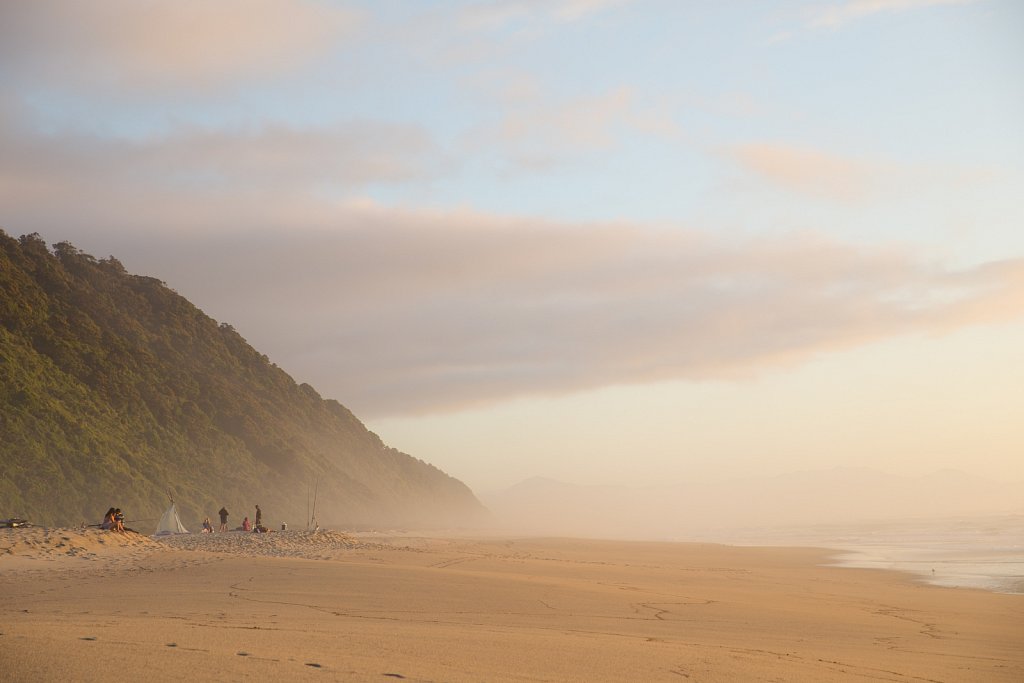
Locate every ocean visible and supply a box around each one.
[692,514,1024,595]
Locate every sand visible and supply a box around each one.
[1,528,1021,682]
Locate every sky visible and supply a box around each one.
[1,0,1022,496]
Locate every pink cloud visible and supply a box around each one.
[456,0,634,30]
[464,86,681,172]
[728,143,873,202]
[132,215,1023,417]
[2,104,1022,418]
[0,0,359,90]
[0,113,442,214]
[808,0,982,30]
[727,141,1005,206]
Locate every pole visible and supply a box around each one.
[310,478,319,531]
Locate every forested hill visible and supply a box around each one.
[0,230,486,529]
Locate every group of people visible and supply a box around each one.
[242,504,267,533]
[100,507,126,532]
[199,505,267,533]
[103,505,271,534]
[199,506,231,533]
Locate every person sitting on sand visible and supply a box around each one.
[241,516,251,532]
[112,508,125,533]
[202,517,213,533]
[100,507,116,530]
[218,507,229,532]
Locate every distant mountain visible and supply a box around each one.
[483,469,1023,540]
[0,230,485,528]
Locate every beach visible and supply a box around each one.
[1,528,1021,682]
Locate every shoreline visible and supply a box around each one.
[2,527,1022,681]
[670,513,1024,596]
[5,525,1022,594]
[826,545,1024,596]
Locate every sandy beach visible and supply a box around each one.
[1,528,1021,682]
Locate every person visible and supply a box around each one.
[100,507,116,530]
[218,507,229,532]
[241,516,251,532]
[254,505,262,530]
[112,508,125,533]
[202,517,213,533]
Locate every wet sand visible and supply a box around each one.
[1,528,1021,681]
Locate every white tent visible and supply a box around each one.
[153,502,189,535]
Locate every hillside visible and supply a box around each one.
[0,230,485,529]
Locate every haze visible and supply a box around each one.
[2,1,1022,532]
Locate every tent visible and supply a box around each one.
[153,502,189,535]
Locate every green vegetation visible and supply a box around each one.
[0,230,484,529]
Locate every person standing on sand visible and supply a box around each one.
[218,507,229,532]
[254,505,262,531]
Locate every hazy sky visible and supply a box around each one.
[2,0,1022,493]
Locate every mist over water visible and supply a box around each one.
[675,516,1022,595]
[481,469,1024,594]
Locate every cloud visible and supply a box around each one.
[2,98,1021,420]
[3,113,1021,417]
[426,0,636,66]
[499,87,633,150]
[456,0,634,31]
[465,86,682,172]
[0,0,359,91]
[728,143,873,202]
[727,141,1003,205]
[89,211,1023,418]
[807,0,982,30]
[553,0,637,21]
[0,109,443,217]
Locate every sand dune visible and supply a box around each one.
[1,528,1021,681]
[0,526,161,564]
